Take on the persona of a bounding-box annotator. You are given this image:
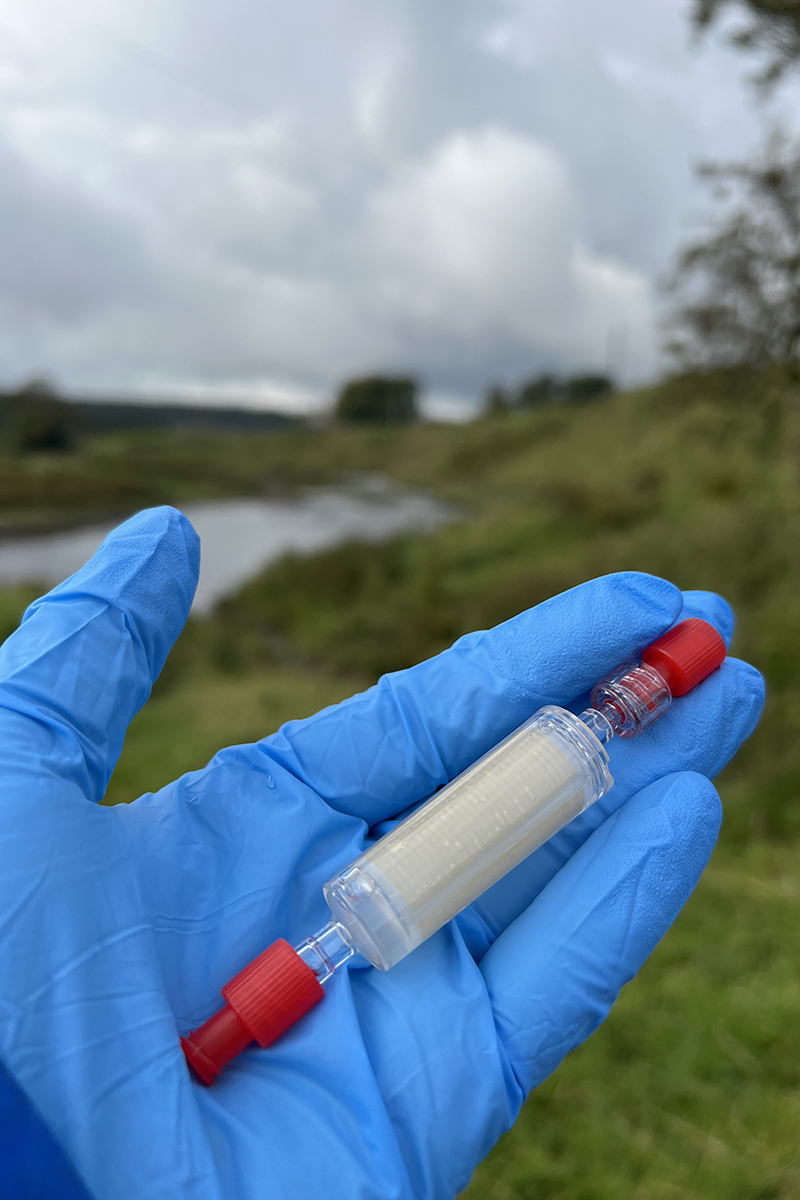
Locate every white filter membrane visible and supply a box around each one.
[325,707,612,969]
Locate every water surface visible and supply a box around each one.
[0,480,453,613]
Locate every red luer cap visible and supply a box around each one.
[642,617,726,697]
[181,939,324,1085]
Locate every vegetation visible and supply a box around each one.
[1,366,800,1196]
[3,379,80,453]
[484,373,614,413]
[666,137,800,370]
[0,421,337,533]
[695,0,800,89]
[335,375,419,423]
[674,2,800,374]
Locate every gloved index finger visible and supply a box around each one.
[260,572,683,826]
[0,507,199,805]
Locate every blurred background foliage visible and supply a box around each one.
[334,375,420,424]
[668,1,800,381]
[665,135,800,371]
[694,0,800,88]
[0,364,799,1196]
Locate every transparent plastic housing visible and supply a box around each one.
[323,706,613,971]
[590,661,671,738]
[294,921,354,983]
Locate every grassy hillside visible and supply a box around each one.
[2,366,800,1197]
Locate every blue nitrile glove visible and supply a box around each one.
[0,507,763,1200]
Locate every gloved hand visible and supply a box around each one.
[0,507,763,1200]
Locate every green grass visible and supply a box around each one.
[462,840,800,1199]
[2,365,800,1197]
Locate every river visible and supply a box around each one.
[0,477,454,614]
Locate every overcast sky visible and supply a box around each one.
[0,0,795,416]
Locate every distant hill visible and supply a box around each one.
[71,400,298,433]
[0,383,299,440]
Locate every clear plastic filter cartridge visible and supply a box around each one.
[324,708,611,971]
[182,617,727,1084]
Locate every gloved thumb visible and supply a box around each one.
[0,506,199,804]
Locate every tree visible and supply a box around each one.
[564,375,614,403]
[694,0,800,88]
[514,374,614,408]
[2,379,79,452]
[335,376,418,424]
[665,136,800,369]
[517,375,559,408]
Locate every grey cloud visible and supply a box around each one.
[0,0,779,407]
[0,138,154,320]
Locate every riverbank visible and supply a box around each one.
[0,482,454,613]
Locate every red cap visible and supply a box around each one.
[181,939,325,1085]
[642,618,726,697]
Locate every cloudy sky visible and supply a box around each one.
[0,0,794,415]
